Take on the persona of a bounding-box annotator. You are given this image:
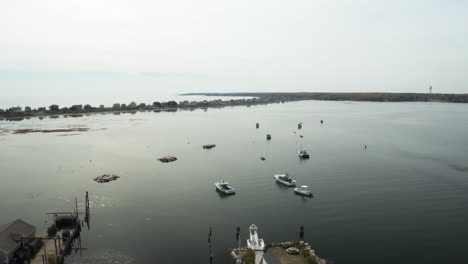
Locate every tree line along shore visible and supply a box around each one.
[185,92,468,103]
[0,97,279,121]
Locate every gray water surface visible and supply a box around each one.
[1,101,467,264]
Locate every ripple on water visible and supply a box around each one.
[86,195,117,209]
[68,249,134,264]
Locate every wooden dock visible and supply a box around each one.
[29,229,80,264]
[22,194,89,264]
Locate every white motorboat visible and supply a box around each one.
[298,147,310,159]
[294,185,313,197]
[215,181,236,194]
[273,174,296,187]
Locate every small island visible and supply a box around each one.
[158,156,178,163]
[93,174,120,183]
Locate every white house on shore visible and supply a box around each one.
[247,224,267,264]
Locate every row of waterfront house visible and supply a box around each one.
[0,97,279,119]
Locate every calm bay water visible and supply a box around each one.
[1,100,467,264]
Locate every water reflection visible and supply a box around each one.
[68,249,134,264]
[214,189,235,199]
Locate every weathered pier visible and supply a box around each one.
[0,193,91,264]
[30,195,90,264]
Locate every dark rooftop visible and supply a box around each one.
[0,219,36,254]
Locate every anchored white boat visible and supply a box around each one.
[215,181,236,194]
[294,185,313,197]
[298,147,310,159]
[273,174,296,187]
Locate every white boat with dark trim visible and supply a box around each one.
[273,174,296,187]
[215,181,236,194]
[294,185,313,197]
[298,147,310,159]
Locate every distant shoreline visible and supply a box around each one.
[2,92,468,121]
[182,92,468,103]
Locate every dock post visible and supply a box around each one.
[58,237,62,254]
[43,242,48,264]
[78,232,83,256]
[300,225,304,240]
[208,227,213,264]
[236,226,241,250]
[85,191,90,229]
[75,197,79,218]
[54,238,58,261]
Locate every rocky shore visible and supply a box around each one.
[158,156,178,163]
[232,241,328,264]
[93,174,120,183]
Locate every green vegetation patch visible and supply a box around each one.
[269,247,308,264]
[243,248,256,264]
[270,243,319,264]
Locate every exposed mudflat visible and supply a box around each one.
[13,128,90,134]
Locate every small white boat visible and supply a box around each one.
[298,147,310,159]
[294,185,313,197]
[273,174,296,187]
[215,181,236,194]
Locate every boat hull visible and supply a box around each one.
[274,175,296,187]
[215,182,236,195]
[294,188,313,197]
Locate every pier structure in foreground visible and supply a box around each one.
[247,224,267,264]
[0,193,90,264]
[231,224,326,264]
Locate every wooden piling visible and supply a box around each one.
[43,242,48,264]
[54,238,58,260]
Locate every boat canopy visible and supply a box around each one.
[301,185,308,188]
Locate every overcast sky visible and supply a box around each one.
[0,0,467,97]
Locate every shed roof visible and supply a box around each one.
[0,219,36,254]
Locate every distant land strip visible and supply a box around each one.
[183,92,468,103]
[1,92,467,122]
